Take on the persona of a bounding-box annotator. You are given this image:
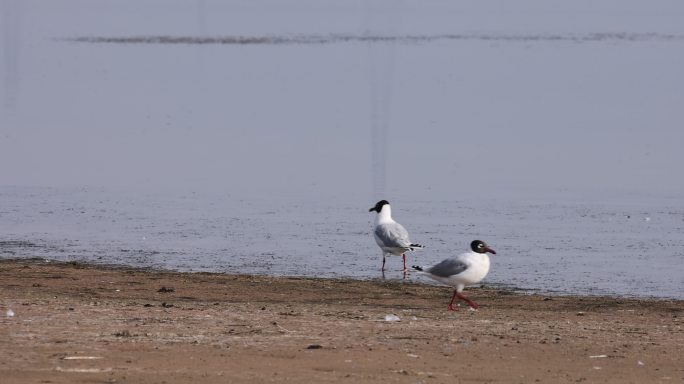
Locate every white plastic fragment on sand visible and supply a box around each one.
[589,355,608,359]
[62,356,103,360]
[384,314,400,322]
[56,367,112,373]
[638,360,645,366]
[6,309,14,318]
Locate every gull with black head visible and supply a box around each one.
[413,240,496,311]
[369,200,424,272]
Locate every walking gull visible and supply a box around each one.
[413,240,496,311]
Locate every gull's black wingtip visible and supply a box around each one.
[411,265,423,271]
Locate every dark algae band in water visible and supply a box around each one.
[62,32,684,46]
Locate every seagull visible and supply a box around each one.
[369,200,423,272]
[412,240,496,311]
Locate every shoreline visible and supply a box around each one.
[4,257,680,302]
[1,259,683,383]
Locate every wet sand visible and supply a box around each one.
[1,259,682,383]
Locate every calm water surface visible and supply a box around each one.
[2,1,684,299]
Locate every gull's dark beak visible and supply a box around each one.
[485,247,496,255]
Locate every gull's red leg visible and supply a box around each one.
[456,292,479,310]
[402,253,407,272]
[447,290,459,311]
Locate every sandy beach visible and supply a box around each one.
[0,259,682,383]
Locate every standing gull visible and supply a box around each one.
[413,240,496,311]
[369,200,423,271]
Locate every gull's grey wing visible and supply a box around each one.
[427,258,469,278]
[374,222,412,248]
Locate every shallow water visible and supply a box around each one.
[1,186,682,299]
[1,1,684,299]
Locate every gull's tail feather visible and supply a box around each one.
[409,243,424,251]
